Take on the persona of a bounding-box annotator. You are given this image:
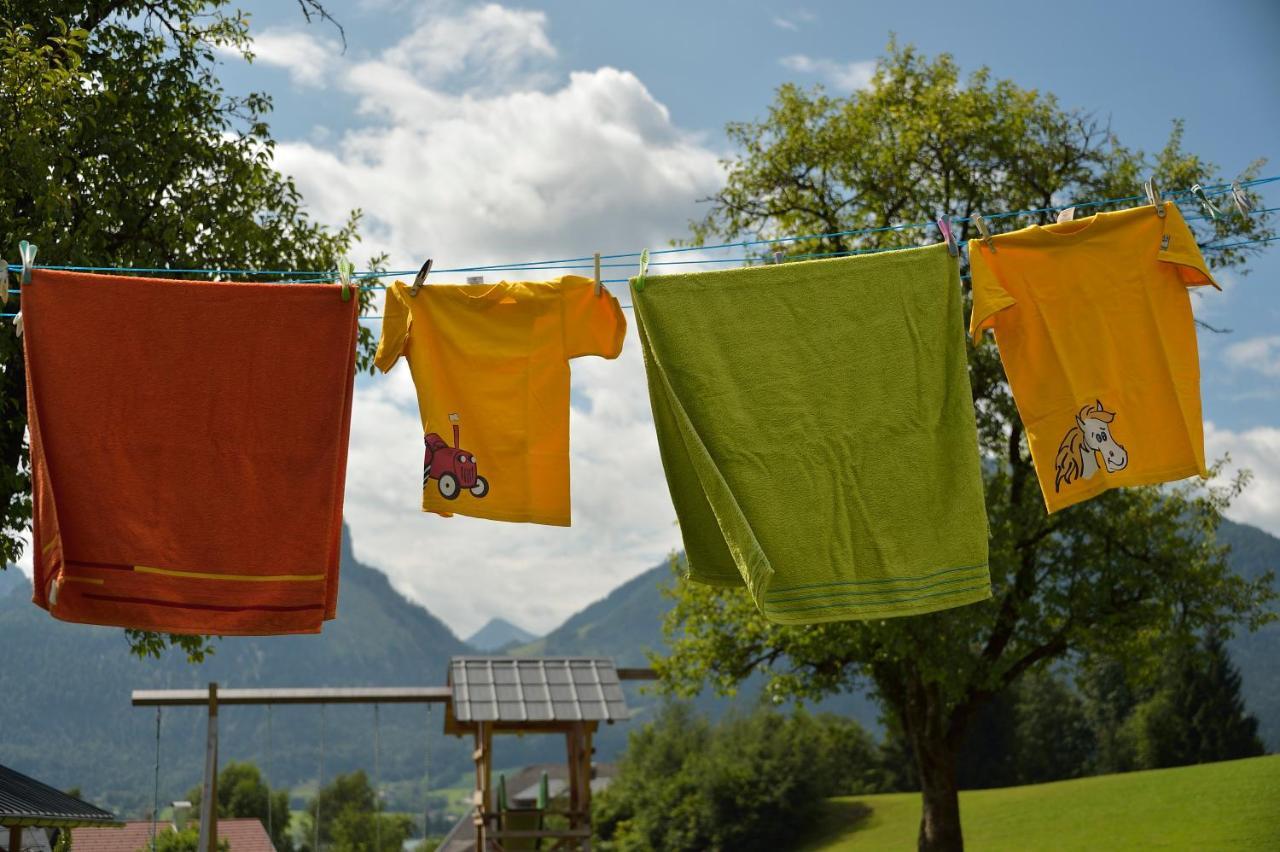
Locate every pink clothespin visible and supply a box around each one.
[937,215,958,257]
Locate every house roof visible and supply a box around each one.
[0,764,120,829]
[71,819,274,852]
[447,657,630,724]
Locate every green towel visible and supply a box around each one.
[632,244,990,623]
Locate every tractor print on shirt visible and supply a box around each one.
[423,413,490,500]
[1053,399,1129,492]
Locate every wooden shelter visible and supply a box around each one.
[0,763,121,852]
[444,657,632,851]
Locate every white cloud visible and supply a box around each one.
[241,27,342,87]
[780,54,876,90]
[1205,422,1280,538]
[771,10,816,30]
[1223,335,1280,378]
[261,5,723,635]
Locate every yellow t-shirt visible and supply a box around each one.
[968,202,1219,513]
[375,275,626,525]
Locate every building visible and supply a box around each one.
[0,762,120,852]
[71,818,275,852]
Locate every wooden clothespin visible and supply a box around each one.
[18,240,37,285]
[1,258,9,307]
[1144,177,1166,218]
[1056,206,1077,223]
[1190,184,1223,221]
[336,258,354,302]
[972,213,996,253]
[408,258,433,297]
[593,252,603,296]
[1230,182,1253,221]
[936,215,958,257]
[633,249,651,291]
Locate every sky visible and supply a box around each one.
[97,0,1280,637]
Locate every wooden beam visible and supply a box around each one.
[132,686,452,706]
[8,825,22,852]
[615,667,658,681]
[196,683,219,852]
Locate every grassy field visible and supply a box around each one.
[802,754,1280,851]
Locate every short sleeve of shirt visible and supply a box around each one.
[1158,203,1221,290]
[967,241,1017,345]
[374,283,411,373]
[561,276,627,359]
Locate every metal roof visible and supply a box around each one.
[0,764,120,828]
[448,657,630,723]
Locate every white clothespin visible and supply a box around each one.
[1056,206,1077,223]
[12,312,23,338]
[1190,184,1223,221]
[1230,182,1253,220]
[1144,177,1166,218]
[972,213,996,253]
[19,240,37,285]
[936,215,958,257]
[593,252,603,297]
[336,258,354,302]
[409,258,433,297]
[466,276,484,285]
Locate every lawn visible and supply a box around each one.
[802,754,1280,851]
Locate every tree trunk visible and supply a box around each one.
[899,674,965,852]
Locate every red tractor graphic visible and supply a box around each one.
[424,413,489,500]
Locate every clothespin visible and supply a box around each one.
[336,258,354,301]
[972,213,996,253]
[1,259,9,306]
[466,276,484,285]
[18,240,37,285]
[408,258,433,297]
[1230,182,1253,220]
[936,215,958,257]
[634,248,651,291]
[1190,184,1223,221]
[1144,177,1166,218]
[772,250,784,264]
[1056,206,1077,223]
[593,252,603,297]
[12,312,22,338]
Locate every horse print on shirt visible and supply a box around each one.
[1054,400,1129,492]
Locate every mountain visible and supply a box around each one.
[0,526,473,817]
[464,617,536,652]
[1217,519,1280,747]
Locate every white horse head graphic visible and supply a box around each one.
[1054,400,1128,492]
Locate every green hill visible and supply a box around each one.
[801,754,1280,851]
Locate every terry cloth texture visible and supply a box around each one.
[632,245,991,624]
[23,269,358,635]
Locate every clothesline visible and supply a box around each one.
[5,176,1274,318]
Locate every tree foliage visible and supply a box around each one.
[187,761,293,852]
[0,1,376,661]
[299,770,412,852]
[594,702,885,852]
[658,42,1277,851]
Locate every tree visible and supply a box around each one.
[299,770,410,852]
[594,702,884,851]
[187,761,293,852]
[154,825,229,852]
[0,1,374,661]
[656,42,1277,851]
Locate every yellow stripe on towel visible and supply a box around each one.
[42,537,59,554]
[65,576,104,585]
[133,565,325,583]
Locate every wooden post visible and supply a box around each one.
[8,825,22,852]
[196,682,219,852]
[473,722,492,851]
[582,723,595,844]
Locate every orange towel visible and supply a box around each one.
[22,269,359,635]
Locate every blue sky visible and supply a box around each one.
[203,0,1280,634]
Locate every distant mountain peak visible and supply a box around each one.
[466,617,537,651]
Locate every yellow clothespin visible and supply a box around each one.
[594,252,603,297]
[409,258,433,297]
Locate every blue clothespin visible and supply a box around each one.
[18,240,37,285]
[1190,184,1223,222]
[633,249,651,291]
[1230,182,1253,221]
[336,258,354,302]
[936,215,958,257]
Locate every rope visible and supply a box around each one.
[315,704,325,852]
[151,707,162,852]
[374,704,382,852]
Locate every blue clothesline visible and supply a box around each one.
[3,176,1275,286]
